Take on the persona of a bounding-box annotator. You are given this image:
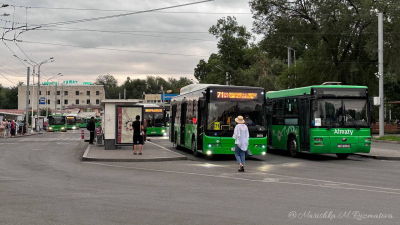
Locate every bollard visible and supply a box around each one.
[81,129,84,139]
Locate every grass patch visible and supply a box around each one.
[374,135,400,142]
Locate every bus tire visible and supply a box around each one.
[336,153,350,159]
[288,136,299,157]
[191,137,198,157]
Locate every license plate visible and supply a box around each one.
[338,144,351,148]
[151,132,156,133]
[257,134,263,137]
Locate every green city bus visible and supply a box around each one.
[66,115,79,130]
[265,83,371,159]
[48,115,67,132]
[79,117,90,128]
[140,104,167,136]
[170,84,267,157]
[95,117,101,129]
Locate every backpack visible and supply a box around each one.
[86,122,90,131]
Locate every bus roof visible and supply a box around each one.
[265,85,368,99]
[136,103,161,108]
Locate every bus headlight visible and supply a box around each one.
[314,138,323,142]
[72,126,76,129]
[365,138,371,142]
[61,127,65,130]
[49,127,53,130]
[206,151,212,155]
[262,145,266,149]
[262,152,266,155]
[161,130,165,133]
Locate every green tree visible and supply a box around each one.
[249,0,400,93]
[94,74,119,99]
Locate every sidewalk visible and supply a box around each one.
[82,141,187,162]
[355,146,400,160]
[2,132,43,139]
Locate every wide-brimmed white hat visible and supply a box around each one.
[235,116,245,124]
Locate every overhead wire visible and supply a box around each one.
[24,0,215,29]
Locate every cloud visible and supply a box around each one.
[0,0,255,87]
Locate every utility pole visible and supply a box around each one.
[31,66,35,133]
[54,83,57,114]
[378,13,384,136]
[36,65,41,131]
[25,67,30,125]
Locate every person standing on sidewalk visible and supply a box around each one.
[0,119,5,138]
[132,115,144,155]
[233,116,249,172]
[87,117,96,144]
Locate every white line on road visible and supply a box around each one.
[84,162,400,196]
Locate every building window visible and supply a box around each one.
[76,99,79,104]
[47,99,50,104]
[96,99,100,104]
[87,91,90,96]
[47,91,50,95]
[57,91,60,95]
[64,99,68,104]
[96,91,100,95]
[57,99,60,104]
[64,91,68,96]
[87,99,90,104]
[29,99,30,104]
[76,91,79,95]
[39,91,42,95]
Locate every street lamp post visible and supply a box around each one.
[44,73,62,118]
[36,57,54,131]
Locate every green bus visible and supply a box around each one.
[48,115,67,132]
[77,116,101,129]
[265,83,371,159]
[170,84,267,157]
[66,115,79,130]
[140,104,167,136]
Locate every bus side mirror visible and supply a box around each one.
[199,99,206,109]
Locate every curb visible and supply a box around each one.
[82,144,187,162]
[354,153,400,161]
[372,140,400,144]
[7,132,43,138]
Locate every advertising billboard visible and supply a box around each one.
[115,105,143,145]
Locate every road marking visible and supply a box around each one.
[84,162,400,196]
[147,141,184,155]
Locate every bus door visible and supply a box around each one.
[171,105,177,143]
[299,98,310,150]
[197,99,205,151]
[180,102,187,146]
[266,100,273,146]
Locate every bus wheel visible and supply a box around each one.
[288,137,299,157]
[191,138,198,157]
[336,153,350,159]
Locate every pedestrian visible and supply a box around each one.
[233,116,250,172]
[22,122,27,135]
[87,117,96,144]
[7,120,11,137]
[0,119,5,138]
[132,115,144,155]
[15,121,19,136]
[10,120,15,137]
[18,121,22,135]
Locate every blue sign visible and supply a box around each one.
[39,97,46,105]
[161,94,178,101]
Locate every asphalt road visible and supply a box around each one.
[0,131,399,225]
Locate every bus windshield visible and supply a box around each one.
[67,117,76,125]
[144,112,165,127]
[207,101,265,132]
[49,117,65,125]
[312,99,369,127]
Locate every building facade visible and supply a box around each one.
[18,84,105,112]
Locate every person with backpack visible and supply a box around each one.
[87,117,96,144]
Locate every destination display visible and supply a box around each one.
[216,92,258,99]
[145,109,163,113]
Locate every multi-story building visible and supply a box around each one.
[18,83,105,114]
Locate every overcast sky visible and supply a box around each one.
[0,0,256,87]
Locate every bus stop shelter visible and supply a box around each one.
[100,99,144,150]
